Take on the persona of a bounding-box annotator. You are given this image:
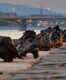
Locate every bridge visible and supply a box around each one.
[0,16,66,20]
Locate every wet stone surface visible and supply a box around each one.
[6,47,66,80]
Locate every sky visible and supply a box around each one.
[0,0,66,13]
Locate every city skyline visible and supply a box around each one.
[0,0,66,13]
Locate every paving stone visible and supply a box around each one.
[5,45,66,80]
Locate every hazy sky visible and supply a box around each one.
[0,0,66,13]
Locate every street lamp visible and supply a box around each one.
[47,8,51,18]
[54,10,56,17]
[12,8,16,16]
[51,9,56,24]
